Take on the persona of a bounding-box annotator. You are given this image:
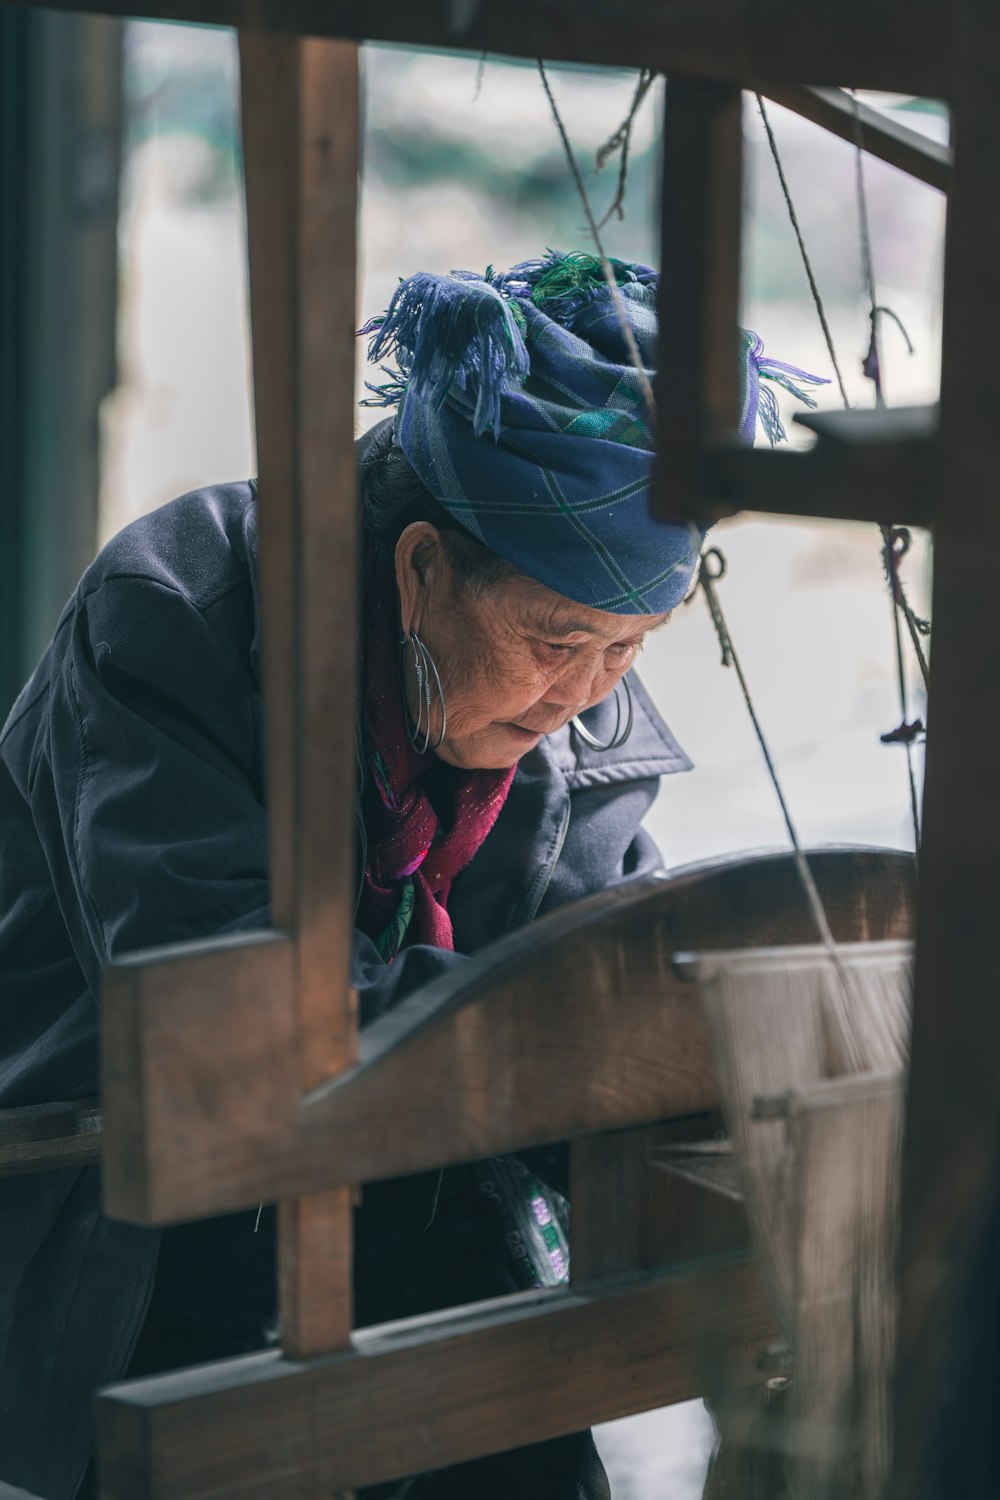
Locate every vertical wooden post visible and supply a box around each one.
[891,7,1000,1494]
[656,76,743,523]
[240,33,360,1362]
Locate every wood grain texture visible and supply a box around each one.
[300,850,914,1187]
[657,76,743,522]
[96,1255,775,1498]
[99,850,913,1224]
[101,932,298,1224]
[0,1099,101,1177]
[7,0,949,93]
[278,1189,354,1360]
[892,5,1000,1492]
[241,31,360,1359]
[690,411,937,527]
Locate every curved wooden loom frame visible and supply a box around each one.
[1,849,913,1496]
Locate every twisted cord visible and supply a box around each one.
[537,60,656,420]
[882,531,923,852]
[595,67,657,228]
[758,94,928,848]
[755,94,851,409]
[695,543,847,974]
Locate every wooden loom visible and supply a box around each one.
[1,3,997,1498]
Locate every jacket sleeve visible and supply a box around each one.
[42,573,464,1019]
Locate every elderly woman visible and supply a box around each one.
[0,251,821,1500]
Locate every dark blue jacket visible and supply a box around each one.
[0,479,690,1499]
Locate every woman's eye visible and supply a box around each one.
[540,640,574,655]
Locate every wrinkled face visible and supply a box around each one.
[395,523,670,770]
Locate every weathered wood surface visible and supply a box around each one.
[96,1254,775,1498]
[688,409,937,527]
[241,31,359,1080]
[240,27,360,1363]
[101,932,299,1222]
[657,75,743,522]
[0,1098,101,1177]
[100,850,912,1225]
[756,84,952,194]
[8,0,949,93]
[891,4,1000,1494]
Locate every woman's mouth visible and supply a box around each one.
[500,722,546,742]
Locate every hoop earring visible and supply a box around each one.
[399,630,447,754]
[571,675,634,752]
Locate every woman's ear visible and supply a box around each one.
[394,522,444,635]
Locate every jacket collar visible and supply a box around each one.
[543,670,692,789]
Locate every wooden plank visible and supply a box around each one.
[8,0,949,94]
[756,84,952,194]
[240,30,360,1359]
[892,9,1000,1489]
[657,75,744,522]
[702,427,936,527]
[278,1189,354,1361]
[101,932,299,1224]
[100,850,913,1224]
[0,1099,101,1177]
[96,1254,775,1498]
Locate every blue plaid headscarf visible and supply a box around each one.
[361,251,826,615]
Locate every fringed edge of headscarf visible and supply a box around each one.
[359,270,530,439]
[745,331,830,445]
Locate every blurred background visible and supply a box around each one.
[0,14,946,1493]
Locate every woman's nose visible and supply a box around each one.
[547,653,603,712]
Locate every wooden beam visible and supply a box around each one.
[101,932,300,1224]
[240,29,361,1361]
[0,1099,101,1177]
[96,1255,775,1498]
[695,408,938,528]
[892,6,1000,1489]
[657,75,744,521]
[755,85,952,194]
[99,850,913,1225]
[8,0,950,94]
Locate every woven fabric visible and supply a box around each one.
[361,251,827,615]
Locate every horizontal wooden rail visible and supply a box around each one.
[10,0,949,95]
[756,84,951,193]
[99,848,912,1225]
[0,1099,101,1177]
[97,1253,774,1497]
[694,408,939,527]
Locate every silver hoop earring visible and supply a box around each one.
[571,675,633,752]
[400,630,447,754]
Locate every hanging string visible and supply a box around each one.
[755,94,850,410]
[693,540,847,973]
[850,91,886,408]
[758,93,928,850]
[880,529,923,853]
[536,60,657,419]
[594,67,657,228]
